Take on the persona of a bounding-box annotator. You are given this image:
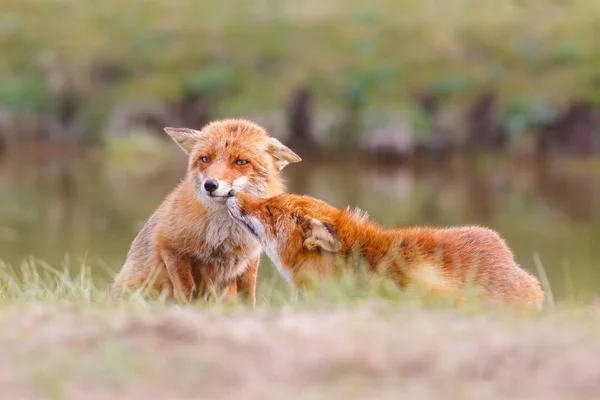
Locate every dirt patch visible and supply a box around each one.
[1,304,600,400]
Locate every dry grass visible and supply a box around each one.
[0,258,599,399]
[2,303,600,400]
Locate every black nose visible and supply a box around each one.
[204,179,219,193]
[227,189,236,198]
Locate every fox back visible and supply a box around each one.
[226,192,545,310]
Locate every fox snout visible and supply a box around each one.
[199,176,251,199]
[199,177,230,198]
[203,179,219,194]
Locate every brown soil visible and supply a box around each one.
[1,304,600,400]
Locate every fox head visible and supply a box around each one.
[164,119,301,207]
[226,191,343,282]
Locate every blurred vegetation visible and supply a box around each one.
[1,0,600,143]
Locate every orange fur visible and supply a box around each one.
[111,118,301,304]
[226,192,545,310]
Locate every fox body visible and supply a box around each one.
[226,192,545,310]
[111,118,301,304]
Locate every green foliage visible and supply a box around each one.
[410,106,434,140]
[499,98,558,135]
[1,0,597,107]
[0,74,54,112]
[0,0,599,145]
[183,66,241,99]
[429,73,477,101]
[78,98,113,144]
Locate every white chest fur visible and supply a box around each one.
[190,206,263,284]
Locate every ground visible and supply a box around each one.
[2,302,600,400]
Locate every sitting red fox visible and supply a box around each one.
[111,118,301,304]
[225,191,545,310]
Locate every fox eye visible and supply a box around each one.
[200,156,211,163]
[234,159,249,166]
[265,205,271,214]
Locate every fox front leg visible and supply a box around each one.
[236,257,259,307]
[161,249,196,303]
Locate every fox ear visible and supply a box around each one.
[267,138,302,170]
[303,218,342,253]
[164,127,199,155]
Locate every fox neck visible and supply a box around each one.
[294,210,397,274]
[277,211,400,288]
[289,218,397,288]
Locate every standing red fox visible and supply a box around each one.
[226,192,545,310]
[111,119,301,304]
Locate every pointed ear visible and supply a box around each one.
[303,218,342,253]
[163,127,199,155]
[267,137,302,170]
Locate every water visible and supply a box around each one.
[1,145,599,301]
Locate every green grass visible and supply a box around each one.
[0,254,558,315]
[1,257,413,307]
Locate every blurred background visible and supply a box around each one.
[0,0,599,301]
